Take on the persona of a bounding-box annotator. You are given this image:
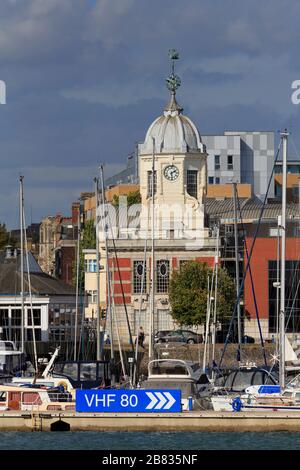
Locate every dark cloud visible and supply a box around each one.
[0,0,300,227]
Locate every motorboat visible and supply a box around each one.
[210,364,278,411]
[10,347,111,393]
[0,341,27,382]
[0,383,75,412]
[211,383,300,412]
[140,359,213,410]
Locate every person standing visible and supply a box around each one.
[138,326,145,348]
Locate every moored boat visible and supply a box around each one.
[140,359,213,410]
[0,383,75,412]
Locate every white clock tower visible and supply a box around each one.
[138,55,207,241]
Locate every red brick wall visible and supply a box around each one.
[244,237,300,320]
[57,246,75,285]
[108,255,217,306]
[72,202,80,225]
[195,256,215,267]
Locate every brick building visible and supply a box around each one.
[39,203,80,285]
[244,226,300,340]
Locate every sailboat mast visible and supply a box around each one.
[212,225,219,364]
[73,213,80,361]
[279,130,288,390]
[94,177,102,361]
[19,176,25,355]
[233,182,242,354]
[149,137,155,360]
[99,165,114,368]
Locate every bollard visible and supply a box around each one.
[187,396,193,411]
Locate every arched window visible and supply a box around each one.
[156,260,170,293]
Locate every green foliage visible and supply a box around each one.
[169,261,235,327]
[81,219,96,251]
[112,190,141,207]
[0,223,10,249]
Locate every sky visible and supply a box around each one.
[1,0,300,228]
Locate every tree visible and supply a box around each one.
[168,261,235,327]
[112,190,141,207]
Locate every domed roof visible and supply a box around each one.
[140,93,204,155]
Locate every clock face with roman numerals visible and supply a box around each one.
[164,165,179,181]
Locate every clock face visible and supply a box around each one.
[164,165,179,181]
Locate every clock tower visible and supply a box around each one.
[138,51,207,240]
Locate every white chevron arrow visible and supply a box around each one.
[146,391,176,410]
[163,392,176,409]
[155,392,167,409]
[146,392,159,409]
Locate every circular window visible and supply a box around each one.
[159,262,168,277]
[135,262,144,277]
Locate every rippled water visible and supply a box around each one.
[0,431,300,450]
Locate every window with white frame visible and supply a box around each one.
[156,260,170,293]
[187,170,198,198]
[147,170,157,197]
[85,259,97,273]
[27,309,41,326]
[133,260,147,294]
[87,290,98,304]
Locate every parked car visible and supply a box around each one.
[154,329,203,344]
[242,335,255,344]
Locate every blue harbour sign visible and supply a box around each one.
[76,389,182,413]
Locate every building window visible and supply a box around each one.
[26,329,41,341]
[0,309,9,341]
[214,155,220,170]
[85,259,97,273]
[133,261,147,294]
[27,309,41,326]
[156,309,173,331]
[11,309,21,327]
[269,228,281,237]
[49,304,76,343]
[215,177,220,184]
[10,309,22,343]
[157,260,170,293]
[0,309,9,327]
[187,170,198,199]
[208,177,214,184]
[147,170,157,197]
[227,155,233,170]
[133,309,147,333]
[87,290,98,304]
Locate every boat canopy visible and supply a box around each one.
[224,368,277,392]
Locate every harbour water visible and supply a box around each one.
[1,431,300,450]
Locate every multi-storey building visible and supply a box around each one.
[204,131,275,199]
[38,203,80,284]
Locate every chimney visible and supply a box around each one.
[72,202,80,225]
